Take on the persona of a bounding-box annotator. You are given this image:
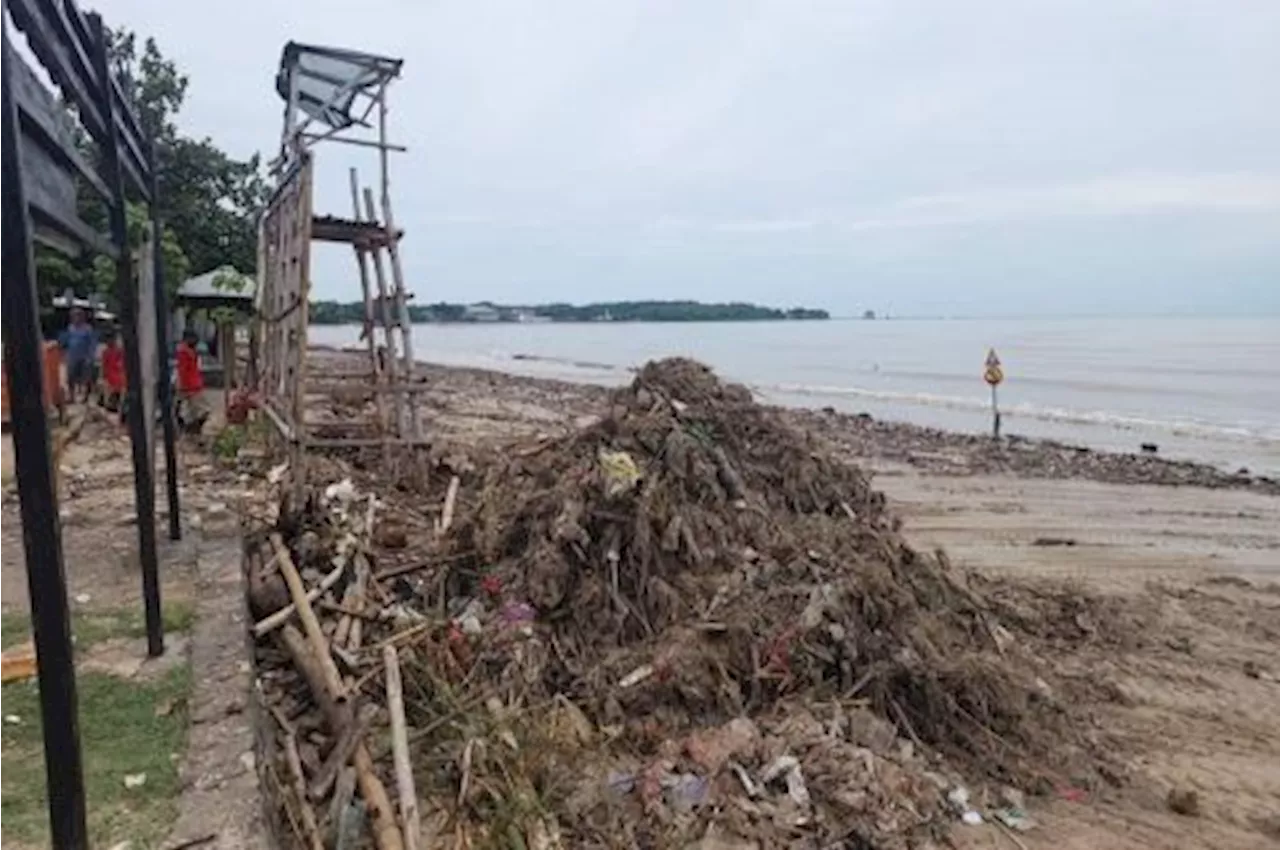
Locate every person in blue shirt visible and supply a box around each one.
[58,307,98,403]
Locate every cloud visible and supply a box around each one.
[837,173,1280,232]
[73,0,1280,312]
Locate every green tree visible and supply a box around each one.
[105,28,269,279]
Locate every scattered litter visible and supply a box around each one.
[993,807,1035,831]
[1031,536,1077,547]
[960,810,984,826]
[618,664,654,689]
[665,773,710,812]
[4,714,22,725]
[122,772,148,789]
[1,642,37,684]
[597,448,641,497]
[75,593,92,604]
[1058,785,1088,803]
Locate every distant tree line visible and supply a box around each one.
[308,299,829,325]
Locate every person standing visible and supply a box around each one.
[58,307,98,403]
[100,328,127,422]
[175,329,207,433]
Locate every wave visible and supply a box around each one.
[760,381,1280,444]
[406,346,1279,446]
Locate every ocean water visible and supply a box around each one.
[309,317,1280,476]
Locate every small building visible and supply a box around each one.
[463,303,501,323]
[173,266,256,388]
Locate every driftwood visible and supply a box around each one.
[276,624,403,850]
[384,645,421,850]
[253,557,349,637]
[273,534,346,694]
[436,475,460,535]
[310,705,376,801]
[282,724,326,850]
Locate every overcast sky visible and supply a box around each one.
[86,0,1280,315]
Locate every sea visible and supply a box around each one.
[309,316,1280,477]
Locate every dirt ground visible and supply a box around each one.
[877,465,1280,849]
[2,401,263,850]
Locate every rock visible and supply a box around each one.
[1167,786,1200,816]
[374,522,409,549]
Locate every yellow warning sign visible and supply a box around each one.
[984,348,1003,386]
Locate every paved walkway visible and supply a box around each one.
[166,528,266,850]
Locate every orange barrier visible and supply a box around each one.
[1,342,64,425]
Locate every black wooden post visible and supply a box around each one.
[0,23,89,849]
[88,12,164,656]
[150,158,182,542]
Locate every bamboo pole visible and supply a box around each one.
[277,626,403,850]
[384,645,420,850]
[361,187,403,436]
[271,534,345,695]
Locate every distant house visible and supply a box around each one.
[463,303,501,323]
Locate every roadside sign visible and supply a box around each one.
[984,348,1003,386]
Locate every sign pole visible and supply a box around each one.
[984,347,1004,441]
[991,382,1000,439]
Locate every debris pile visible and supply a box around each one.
[249,358,1110,850]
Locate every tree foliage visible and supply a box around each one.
[307,300,830,325]
[37,27,267,309]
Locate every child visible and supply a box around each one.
[100,329,127,421]
[176,330,208,434]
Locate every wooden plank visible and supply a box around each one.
[6,0,106,142]
[9,51,109,199]
[22,139,115,258]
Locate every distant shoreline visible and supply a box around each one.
[307,345,1279,494]
[309,299,830,325]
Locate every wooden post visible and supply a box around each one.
[362,187,404,436]
[349,167,390,465]
[376,86,419,439]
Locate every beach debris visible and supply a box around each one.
[1058,785,1088,803]
[597,447,640,497]
[993,807,1035,831]
[1,642,37,684]
[247,358,1121,850]
[1031,536,1077,547]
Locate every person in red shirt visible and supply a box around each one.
[100,329,127,421]
[176,329,208,433]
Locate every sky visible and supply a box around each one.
[75,0,1280,314]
